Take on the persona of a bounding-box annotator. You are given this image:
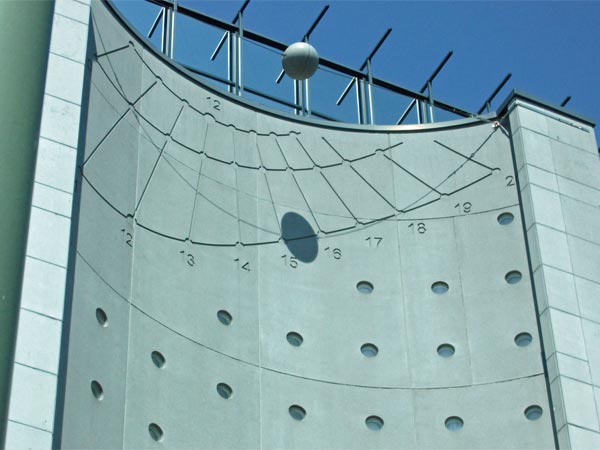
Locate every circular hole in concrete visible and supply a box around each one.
[431,281,449,294]
[286,332,303,347]
[148,423,164,441]
[356,281,374,294]
[95,308,108,327]
[505,271,522,284]
[365,415,384,430]
[445,416,464,431]
[151,351,166,369]
[216,383,233,399]
[217,310,232,326]
[497,212,514,225]
[361,343,379,358]
[524,405,543,421]
[437,343,455,358]
[515,332,533,347]
[90,380,104,401]
[289,404,306,421]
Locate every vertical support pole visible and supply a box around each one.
[294,80,303,115]
[0,1,54,445]
[161,6,172,56]
[237,11,243,95]
[170,1,177,58]
[227,31,238,94]
[427,80,435,123]
[416,100,421,124]
[356,78,367,124]
[304,79,310,116]
[366,58,375,124]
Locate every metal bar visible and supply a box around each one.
[237,11,243,95]
[336,77,356,106]
[359,28,392,71]
[366,58,374,124]
[416,100,422,124]
[160,6,168,54]
[182,63,236,86]
[477,73,512,114]
[396,99,416,125]
[561,96,571,107]
[304,78,311,116]
[427,80,434,123]
[233,0,251,22]
[147,8,164,38]
[275,69,285,84]
[419,51,453,92]
[170,1,177,57]
[228,32,237,93]
[210,32,228,61]
[303,5,330,41]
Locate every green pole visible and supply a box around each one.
[0,0,55,445]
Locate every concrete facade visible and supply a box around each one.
[4,1,600,449]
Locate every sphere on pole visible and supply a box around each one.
[282,42,319,80]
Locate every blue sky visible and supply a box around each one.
[114,0,600,139]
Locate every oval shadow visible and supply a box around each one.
[281,212,318,263]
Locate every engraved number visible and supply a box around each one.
[506,175,515,187]
[365,237,383,247]
[180,250,195,267]
[120,229,133,247]
[408,222,426,234]
[455,202,472,214]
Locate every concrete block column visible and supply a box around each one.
[4,1,91,448]
[509,97,600,449]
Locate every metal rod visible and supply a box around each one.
[275,69,285,84]
[147,8,164,38]
[303,5,329,42]
[419,51,453,92]
[396,99,416,125]
[561,96,571,107]
[336,77,356,106]
[396,51,452,124]
[416,100,421,124]
[477,73,512,114]
[427,80,434,123]
[367,58,374,124]
[304,78,310,116]
[359,28,392,71]
[237,11,243,95]
[233,0,251,22]
[170,1,176,57]
[210,32,228,61]
[210,0,250,62]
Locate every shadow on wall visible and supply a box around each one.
[281,212,318,263]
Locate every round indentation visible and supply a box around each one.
[365,415,384,430]
[445,416,464,431]
[151,351,166,368]
[515,332,533,347]
[217,310,232,326]
[361,343,379,358]
[216,383,233,399]
[95,308,108,327]
[356,281,374,294]
[524,405,543,421]
[437,343,455,358]
[431,281,449,294]
[505,270,522,284]
[90,380,104,401]
[288,404,306,421]
[148,423,164,442]
[286,332,303,347]
[497,212,514,225]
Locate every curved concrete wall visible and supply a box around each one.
[59,2,554,448]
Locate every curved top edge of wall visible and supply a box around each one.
[102,0,499,134]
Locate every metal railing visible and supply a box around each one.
[130,0,510,125]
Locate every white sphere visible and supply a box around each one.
[282,42,319,80]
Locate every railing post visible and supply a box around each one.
[427,80,435,123]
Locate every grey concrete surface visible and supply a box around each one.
[53,2,561,449]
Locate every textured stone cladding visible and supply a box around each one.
[59,2,554,448]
